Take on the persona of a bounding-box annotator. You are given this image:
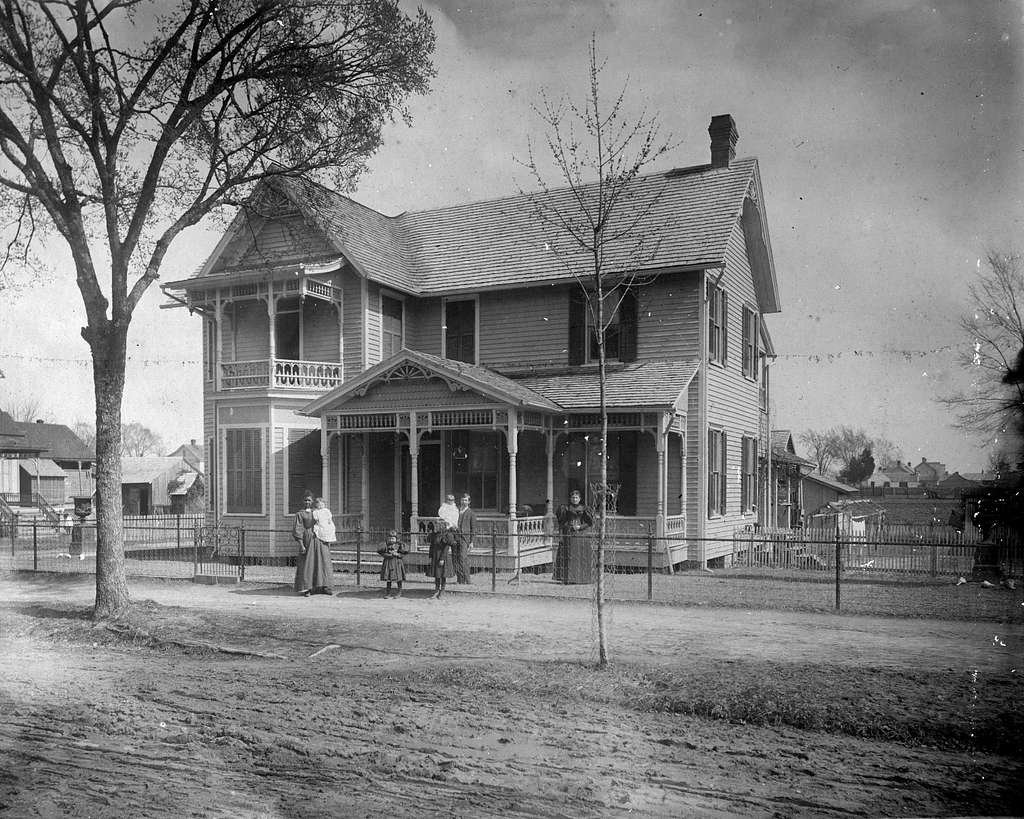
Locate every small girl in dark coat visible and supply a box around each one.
[377,529,408,598]
[427,525,456,599]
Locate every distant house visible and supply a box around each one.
[770,430,815,528]
[803,472,858,514]
[878,460,918,488]
[914,457,947,487]
[937,471,985,498]
[167,470,205,514]
[167,439,205,472]
[121,456,194,516]
[0,411,94,508]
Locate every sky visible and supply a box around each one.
[0,0,1021,472]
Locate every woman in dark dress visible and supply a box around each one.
[293,492,334,596]
[554,489,594,584]
[427,525,456,599]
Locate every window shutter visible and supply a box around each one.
[720,432,728,515]
[721,290,729,367]
[619,289,638,362]
[707,429,715,518]
[568,289,586,366]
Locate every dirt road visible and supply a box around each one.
[1,576,1021,817]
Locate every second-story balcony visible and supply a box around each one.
[221,358,342,391]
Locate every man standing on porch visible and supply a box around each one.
[454,492,476,584]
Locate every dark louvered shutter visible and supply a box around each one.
[619,289,638,362]
[568,289,586,365]
[721,290,729,367]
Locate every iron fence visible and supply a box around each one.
[2,519,1022,620]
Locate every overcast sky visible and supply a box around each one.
[1,0,1021,472]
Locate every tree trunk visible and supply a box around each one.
[595,279,610,668]
[89,322,130,620]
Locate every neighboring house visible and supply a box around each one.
[770,430,815,529]
[168,440,205,472]
[803,472,858,515]
[121,456,193,516]
[0,411,94,508]
[168,470,205,514]
[164,114,783,568]
[937,471,985,498]
[879,460,918,488]
[914,457,947,487]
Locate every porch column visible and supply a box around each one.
[360,432,369,532]
[655,416,667,539]
[409,412,419,537]
[214,295,224,392]
[320,426,330,513]
[266,290,277,388]
[545,430,556,536]
[506,409,518,556]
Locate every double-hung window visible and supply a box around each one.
[444,298,476,364]
[742,306,759,380]
[708,428,727,517]
[226,428,262,514]
[382,295,404,359]
[741,436,758,514]
[708,282,728,365]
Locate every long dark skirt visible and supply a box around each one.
[379,556,406,582]
[295,537,334,592]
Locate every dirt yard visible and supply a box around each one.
[1,575,1022,817]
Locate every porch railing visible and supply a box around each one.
[220,358,342,391]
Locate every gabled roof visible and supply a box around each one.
[121,457,187,485]
[0,413,92,460]
[303,350,562,416]
[771,430,797,454]
[168,157,780,312]
[512,361,699,411]
[168,441,204,470]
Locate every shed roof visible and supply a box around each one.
[19,457,67,478]
[513,361,699,410]
[804,472,858,494]
[167,157,779,312]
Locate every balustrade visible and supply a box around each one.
[219,358,341,391]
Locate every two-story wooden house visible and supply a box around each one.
[164,114,781,569]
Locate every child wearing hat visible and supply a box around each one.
[377,529,408,598]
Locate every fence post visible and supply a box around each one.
[193,524,199,577]
[32,518,37,571]
[834,524,842,611]
[356,528,362,586]
[930,543,938,578]
[491,522,497,592]
[238,524,246,582]
[647,526,654,601]
[176,514,182,552]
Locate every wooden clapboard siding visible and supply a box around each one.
[342,272,363,381]
[636,273,701,360]
[404,296,442,355]
[704,221,764,547]
[479,289,568,368]
[273,425,287,517]
[203,396,216,513]
[227,301,269,361]
[365,281,383,365]
[301,298,339,362]
[685,376,701,541]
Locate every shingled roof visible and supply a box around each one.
[0,412,92,460]
[513,361,699,410]
[169,155,777,310]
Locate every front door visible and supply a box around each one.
[401,438,441,531]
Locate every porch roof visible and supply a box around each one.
[511,360,700,410]
[19,458,66,479]
[302,350,562,415]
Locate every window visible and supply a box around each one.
[708,428,727,517]
[286,429,322,514]
[205,319,216,381]
[741,436,758,514]
[208,438,215,511]
[707,282,728,365]
[449,430,501,509]
[569,289,638,365]
[226,428,262,514]
[742,306,759,380]
[275,298,301,360]
[759,353,769,411]
[382,295,404,359]
[444,299,476,363]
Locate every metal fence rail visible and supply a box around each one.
[3,520,1022,618]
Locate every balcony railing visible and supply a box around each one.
[220,358,342,391]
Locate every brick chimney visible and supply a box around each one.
[709,114,738,168]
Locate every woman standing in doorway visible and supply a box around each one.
[293,491,334,596]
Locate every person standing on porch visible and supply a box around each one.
[554,489,594,584]
[437,493,459,530]
[292,492,334,596]
[453,492,476,584]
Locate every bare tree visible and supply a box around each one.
[121,422,163,456]
[521,38,674,667]
[72,420,96,451]
[800,426,874,476]
[0,0,435,619]
[941,251,1024,455]
[3,394,47,422]
[799,429,837,475]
